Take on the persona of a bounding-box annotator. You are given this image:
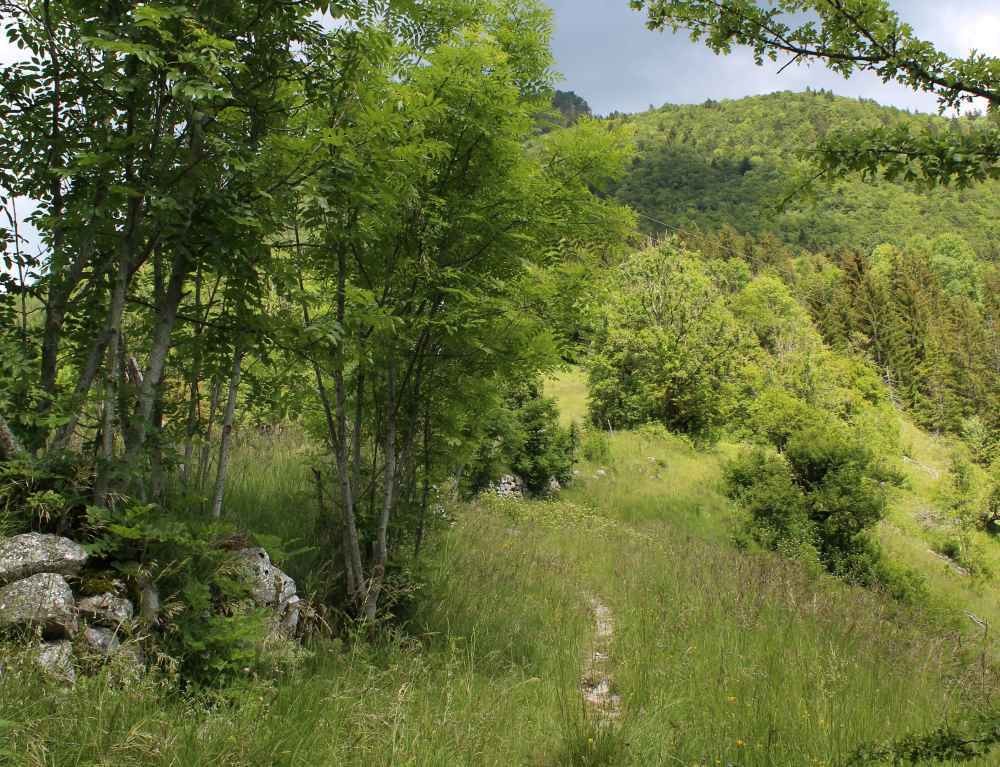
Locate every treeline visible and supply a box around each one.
[691,228,999,456]
[0,0,635,623]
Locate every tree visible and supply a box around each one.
[588,243,748,439]
[631,0,1000,187]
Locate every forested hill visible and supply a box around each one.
[609,90,1000,258]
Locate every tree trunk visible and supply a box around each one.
[92,230,132,507]
[414,405,431,560]
[124,247,188,465]
[211,345,243,519]
[364,356,396,622]
[198,377,221,490]
[332,246,365,611]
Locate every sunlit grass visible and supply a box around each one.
[1,371,996,765]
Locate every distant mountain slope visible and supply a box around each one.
[609,91,1000,259]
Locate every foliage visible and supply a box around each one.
[725,424,904,589]
[0,0,636,628]
[86,501,291,685]
[466,380,577,496]
[849,710,1000,765]
[610,92,1000,257]
[631,0,1000,187]
[587,243,748,439]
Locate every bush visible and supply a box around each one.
[86,503,286,685]
[580,428,610,463]
[725,424,902,589]
[466,380,576,496]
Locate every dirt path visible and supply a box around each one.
[581,596,621,724]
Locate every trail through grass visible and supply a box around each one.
[1,372,997,765]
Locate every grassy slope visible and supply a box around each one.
[879,420,1000,633]
[1,371,996,765]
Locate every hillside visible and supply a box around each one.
[2,1,1000,764]
[610,91,1000,258]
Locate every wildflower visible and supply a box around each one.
[726,696,737,704]
[735,740,745,748]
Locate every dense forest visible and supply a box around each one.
[612,92,1000,256]
[0,0,999,764]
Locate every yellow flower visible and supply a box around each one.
[726,696,737,704]
[736,739,746,748]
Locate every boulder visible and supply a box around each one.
[496,474,525,499]
[0,533,87,585]
[0,573,77,637]
[35,640,76,684]
[236,548,296,609]
[547,476,562,494]
[83,626,121,656]
[78,593,134,627]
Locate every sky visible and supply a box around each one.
[544,0,1000,116]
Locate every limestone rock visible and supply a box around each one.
[495,474,525,499]
[0,573,77,637]
[83,626,121,656]
[35,640,76,684]
[0,533,87,585]
[78,593,134,627]
[236,548,297,609]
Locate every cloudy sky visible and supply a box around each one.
[544,1,1000,116]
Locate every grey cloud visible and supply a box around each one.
[545,0,999,115]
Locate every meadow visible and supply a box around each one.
[1,370,995,765]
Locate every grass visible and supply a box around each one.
[876,418,1000,636]
[546,368,589,428]
[1,369,997,765]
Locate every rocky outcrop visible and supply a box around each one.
[0,573,77,637]
[236,548,299,636]
[495,474,525,499]
[0,533,88,585]
[78,593,134,627]
[83,626,121,656]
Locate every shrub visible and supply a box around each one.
[580,428,610,463]
[466,380,576,495]
[725,424,902,589]
[86,503,281,686]
[587,246,748,440]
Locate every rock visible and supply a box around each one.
[236,548,297,609]
[138,578,160,624]
[547,476,562,494]
[280,595,301,635]
[0,573,77,637]
[495,474,525,499]
[83,626,121,656]
[36,640,76,683]
[0,533,87,585]
[78,593,134,627]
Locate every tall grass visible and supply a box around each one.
[1,390,997,764]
